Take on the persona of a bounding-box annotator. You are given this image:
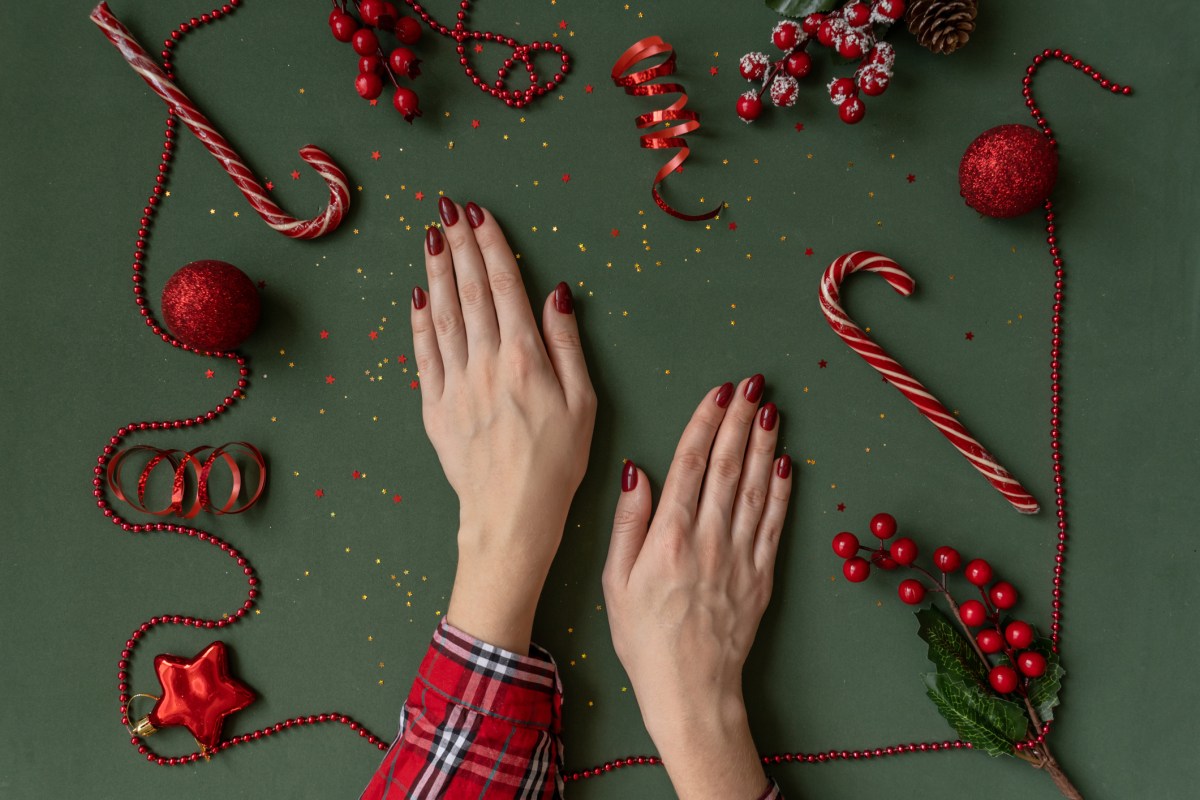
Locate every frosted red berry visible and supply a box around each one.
[1005,620,1034,649]
[394,16,422,45]
[832,532,860,558]
[829,76,857,105]
[772,20,802,51]
[329,12,358,43]
[843,556,870,583]
[736,92,763,122]
[392,86,421,122]
[889,537,918,565]
[351,28,380,56]
[965,559,992,587]
[355,72,383,100]
[874,0,906,21]
[989,581,1018,610]
[1018,651,1047,678]
[868,512,897,540]
[898,579,925,605]
[959,599,988,627]
[976,629,1004,654]
[837,32,867,60]
[843,2,871,27]
[838,96,865,124]
[739,52,770,81]
[989,664,1018,694]
[784,51,812,78]
[817,20,835,47]
[933,546,961,573]
[857,65,889,96]
[801,13,824,34]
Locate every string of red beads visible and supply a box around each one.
[101,0,386,764]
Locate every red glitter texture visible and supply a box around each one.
[161,260,260,351]
[959,124,1058,218]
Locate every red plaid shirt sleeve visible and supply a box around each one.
[361,619,564,799]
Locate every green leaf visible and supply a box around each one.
[923,673,1029,757]
[915,606,988,687]
[1026,638,1066,722]
[764,0,840,18]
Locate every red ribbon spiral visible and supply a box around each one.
[107,442,266,518]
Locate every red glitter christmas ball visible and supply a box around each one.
[958,124,1058,218]
[161,260,260,351]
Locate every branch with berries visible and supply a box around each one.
[833,513,1082,800]
[327,0,423,121]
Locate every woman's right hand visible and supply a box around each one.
[603,376,793,799]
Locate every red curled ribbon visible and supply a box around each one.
[107,442,267,519]
[611,36,721,222]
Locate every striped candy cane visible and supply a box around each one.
[89,2,349,240]
[819,251,1039,514]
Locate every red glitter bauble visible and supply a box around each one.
[958,124,1058,218]
[161,260,260,351]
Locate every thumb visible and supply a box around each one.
[541,282,594,411]
[603,460,652,592]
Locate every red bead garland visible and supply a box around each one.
[99,0,385,765]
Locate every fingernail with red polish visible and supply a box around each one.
[412,286,427,310]
[776,455,792,479]
[744,373,765,403]
[715,382,734,408]
[438,196,459,227]
[426,226,444,255]
[759,402,778,431]
[554,281,574,314]
[465,202,485,229]
[622,460,638,492]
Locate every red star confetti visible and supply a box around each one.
[837,503,846,512]
[907,173,917,183]
[368,331,379,340]
[371,150,381,160]
[314,489,325,498]
[204,369,214,379]
[558,19,567,29]
[611,228,620,237]
[710,66,719,76]
[584,84,593,93]
[320,329,330,339]
[794,123,805,132]
[414,191,425,201]
[818,360,827,368]
[325,375,336,384]
[410,379,419,390]
[474,43,483,53]
[965,331,975,340]
[290,170,300,180]
[352,470,362,479]
[561,174,571,183]
[370,98,378,106]
[392,494,403,504]
[257,280,267,289]
[265,180,274,190]
[728,222,737,231]
[471,119,480,129]
[397,354,408,364]
[804,248,814,256]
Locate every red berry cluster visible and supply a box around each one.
[736,0,903,125]
[833,513,1048,695]
[327,0,423,122]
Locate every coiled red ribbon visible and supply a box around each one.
[611,36,720,222]
[107,442,266,518]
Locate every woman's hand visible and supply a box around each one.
[412,198,596,653]
[603,376,793,799]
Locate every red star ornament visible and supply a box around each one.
[148,641,256,749]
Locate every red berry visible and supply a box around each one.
[874,0,907,22]
[1018,651,1047,678]
[736,91,763,123]
[933,546,961,573]
[989,581,1018,610]
[392,86,421,122]
[801,13,824,34]
[898,579,925,605]
[376,1,399,29]
[989,665,1018,694]
[358,0,384,26]
[976,629,1004,654]
[351,28,379,56]
[394,16,422,45]
[843,2,871,27]
[772,20,802,51]
[329,12,358,43]
[839,96,865,124]
[739,52,770,81]
[868,512,897,540]
[1005,620,1034,649]
[857,65,889,96]
[817,20,835,47]
[959,599,987,627]
[329,8,342,25]
[829,77,857,105]
[784,50,812,78]
[355,71,383,100]
[832,532,860,558]
[837,32,866,60]
[964,559,992,587]
[359,55,383,75]
[871,550,898,571]
[768,74,799,107]
[843,556,870,583]
[889,537,918,565]
[389,47,421,78]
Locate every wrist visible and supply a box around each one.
[650,697,766,800]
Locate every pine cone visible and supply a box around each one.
[906,0,979,55]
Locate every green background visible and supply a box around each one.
[2,0,1197,797]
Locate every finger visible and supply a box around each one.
[424,224,468,368]
[409,285,444,399]
[541,283,596,413]
[603,461,651,592]
[730,402,779,548]
[698,374,765,523]
[466,202,539,342]
[438,196,500,350]
[753,455,793,575]
[659,382,734,520]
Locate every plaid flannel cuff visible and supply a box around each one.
[757,776,784,800]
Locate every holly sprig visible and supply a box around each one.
[835,513,1081,799]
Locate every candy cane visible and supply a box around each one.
[819,251,1039,514]
[89,2,348,239]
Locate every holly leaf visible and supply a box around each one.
[764,0,840,18]
[916,606,988,687]
[923,672,1029,757]
[1026,638,1066,722]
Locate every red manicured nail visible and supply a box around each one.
[776,455,792,479]
[411,286,427,310]
[715,382,734,408]
[554,281,574,314]
[622,460,638,492]
[759,402,778,431]
[426,226,444,255]
[465,202,485,229]
[438,196,459,227]
[744,374,765,403]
